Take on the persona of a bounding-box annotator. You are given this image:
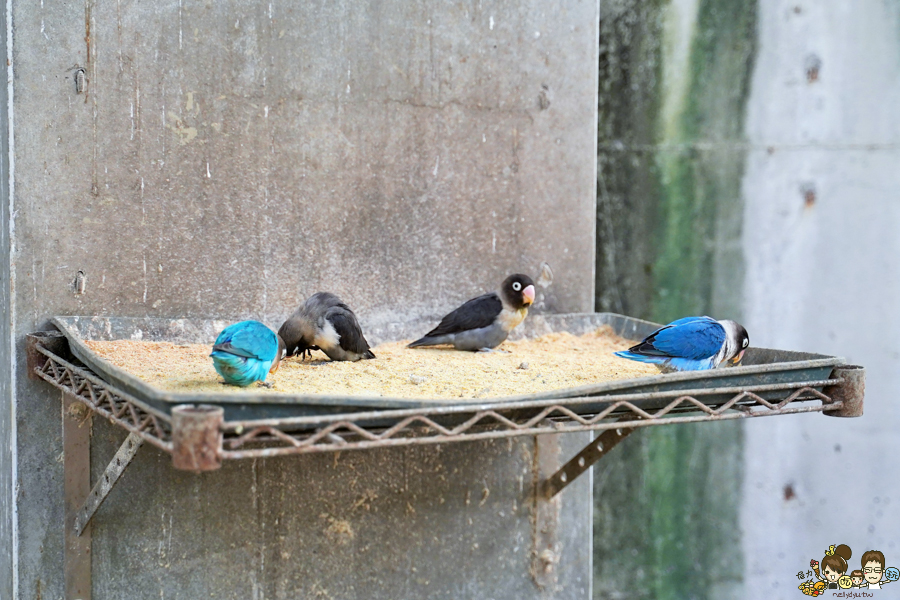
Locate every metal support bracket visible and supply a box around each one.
[531,425,561,589]
[63,392,92,600]
[74,432,144,536]
[542,424,635,499]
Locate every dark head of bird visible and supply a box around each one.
[277,315,315,358]
[501,274,536,310]
[721,320,750,365]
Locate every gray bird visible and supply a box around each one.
[408,274,536,351]
[278,292,375,362]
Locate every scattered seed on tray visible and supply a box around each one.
[84,326,658,401]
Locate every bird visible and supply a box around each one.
[614,316,749,372]
[278,292,375,362]
[408,273,536,351]
[210,320,286,387]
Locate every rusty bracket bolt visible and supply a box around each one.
[172,404,224,471]
[823,365,865,418]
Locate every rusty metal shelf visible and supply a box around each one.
[25,318,865,568]
[29,331,864,478]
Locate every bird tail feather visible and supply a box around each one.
[408,335,450,348]
[614,350,667,365]
[211,352,270,386]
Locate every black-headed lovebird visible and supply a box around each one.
[278,292,375,362]
[408,273,536,351]
[614,316,749,372]
[210,320,286,387]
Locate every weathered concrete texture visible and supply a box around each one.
[595,0,665,320]
[87,420,592,599]
[15,0,596,329]
[0,2,13,594]
[741,1,900,597]
[595,0,756,323]
[593,423,745,600]
[593,0,754,599]
[7,0,598,597]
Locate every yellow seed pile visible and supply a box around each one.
[84,326,658,401]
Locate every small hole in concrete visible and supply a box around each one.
[801,183,816,208]
[784,483,796,501]
[805,54,822,82]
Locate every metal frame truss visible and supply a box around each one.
[26,332,865,600]
[26,335,865,522]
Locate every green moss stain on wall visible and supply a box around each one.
[652,0,756,322]
[594,0,757,599]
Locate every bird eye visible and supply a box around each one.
[742,339,749,348]
[512,282,522,291]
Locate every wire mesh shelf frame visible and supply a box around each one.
[30,343,843,461]
[33,345,173,452]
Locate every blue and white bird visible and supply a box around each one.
[210,320,286,387]
[614,316,749,372]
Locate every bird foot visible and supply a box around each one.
[300,347,320,361]
[477,347,511,354]
[257,381,274,389]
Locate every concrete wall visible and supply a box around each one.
[595,1,900,598]
[2,0,599,597]
[741,1,900,596]
[593,1,754,598]
[0,0,13,595]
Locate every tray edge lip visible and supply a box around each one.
[49,314,846,409]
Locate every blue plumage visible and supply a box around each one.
[210,321,284,387]
[615,316,749,372]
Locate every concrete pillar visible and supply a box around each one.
[742,0,900,594]
[1,0,599,597]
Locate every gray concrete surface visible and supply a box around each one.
[0,1,12,595]
[1,0,599,597]
[592,1,754,597]
[88,420,593,599]
[741,1,900,597]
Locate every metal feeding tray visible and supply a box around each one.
[28,313,864,497]
[28,311,864,566]
[46,313,843,420]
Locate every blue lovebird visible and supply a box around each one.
[615,316,749,372]
[210,321,286,387]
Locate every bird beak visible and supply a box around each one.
[731,350,745,365]
[522,284,536,305]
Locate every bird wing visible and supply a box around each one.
[213,322,277,362]
[629,316,725,360]
[424,293,503,337]
[303,292,345,315]
[326,309,372,355]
